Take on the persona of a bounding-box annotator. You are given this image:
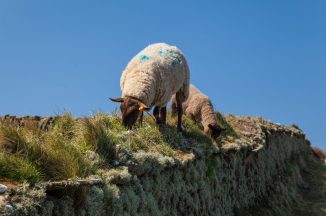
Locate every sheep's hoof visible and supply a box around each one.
[177,126,183,132]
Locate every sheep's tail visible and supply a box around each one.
[177,60,190,102]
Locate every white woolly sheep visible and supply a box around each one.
[172,84,225,139]
[111,43,190,130]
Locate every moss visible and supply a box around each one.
[84,186,105,216]
[205,157,218,181]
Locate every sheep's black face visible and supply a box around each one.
[110,97,149,129]
[120,99,141,128]
[205,124,226,140]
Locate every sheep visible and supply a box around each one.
[110,43,190,131]
[172,84,225,139]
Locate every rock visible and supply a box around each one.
[86,150,100,165]
[113,160,120,166]
[0,184,8,194]
[0,194,7,204]
[6,204,14,210]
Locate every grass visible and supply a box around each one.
[0,153,42,185]
[0,114,93,184]
[0,112,220,184]
[218,113,239,138]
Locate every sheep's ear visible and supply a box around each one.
[110,98,124,103]
[139,103,150,111]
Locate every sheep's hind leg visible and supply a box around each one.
[153,106,163,125]
[176,91,183,132]
[160,107,167,125]
[171,100,177,116]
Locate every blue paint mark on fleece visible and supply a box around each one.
[159,49,181,67]
[139,54,151,62]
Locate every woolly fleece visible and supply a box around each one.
[172,84,217,129]
[120,43,190,107]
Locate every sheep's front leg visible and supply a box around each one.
[160,107,167,125]
[153,106,162,125]
[176,92,183,132]
[139,111,144,126]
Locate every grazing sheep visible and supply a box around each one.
[172,84,225,139]
[111,43,190,130]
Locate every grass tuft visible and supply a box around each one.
[0,153,42,185]
[78,115,116,162]
[0,125,28,154]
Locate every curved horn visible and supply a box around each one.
[139,103,150,111]
[110,98,124,103]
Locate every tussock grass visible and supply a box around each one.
[0,114,93,184]
[76,114,117,163]
[0,153,42,185]
[0,111,229,184]
[0,126,28,154]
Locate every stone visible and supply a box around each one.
[0,184,8,194]
[6,204,13,210]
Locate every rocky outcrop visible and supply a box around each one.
[0,116,320,216]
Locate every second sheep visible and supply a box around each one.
[172,84,225,139]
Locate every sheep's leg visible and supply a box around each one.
[153,106,162,125]
[171,101,177,116]
[139,111,144,126]
[176,91,183,132]
[160,107,167,124]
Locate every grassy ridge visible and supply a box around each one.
[0,112,231,185]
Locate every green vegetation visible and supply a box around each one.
[0,153,41,185]
[0,112,223,184]
[205,157,218,181]
[0,114,93,184]
[219,113,239,138]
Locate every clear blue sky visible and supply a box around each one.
[0,1,325,150]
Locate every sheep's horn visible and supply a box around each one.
[139,104,150,111]
[110,97,124,103]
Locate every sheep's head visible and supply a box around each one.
[110,97,150,129]
[204,123,226,140]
